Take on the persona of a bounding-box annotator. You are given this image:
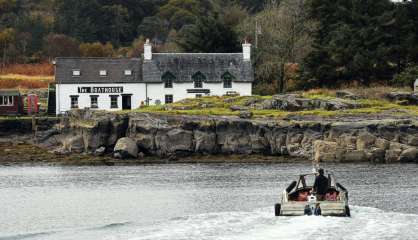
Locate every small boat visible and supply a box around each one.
[275,172,350,217]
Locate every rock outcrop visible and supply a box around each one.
[385,92,418,105]
[44,110,418,163]
[249,94,363,111]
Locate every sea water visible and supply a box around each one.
[0,163,417,240]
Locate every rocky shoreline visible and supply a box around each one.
[1,109,417,165]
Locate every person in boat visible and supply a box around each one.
[314,203,322,216]
[313,168,328,201]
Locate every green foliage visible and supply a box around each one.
[175,14,241,53]
[303,0,418,87]
[391,65,418,88]
[43,34,80,58]
[79,42,114,57]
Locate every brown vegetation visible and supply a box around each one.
[0,63,54,76]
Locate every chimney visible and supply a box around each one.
[242,40,251,61]
[144,39,152,61]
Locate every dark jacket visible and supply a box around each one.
[313,175,328,195]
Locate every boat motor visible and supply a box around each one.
[304,194,317,216]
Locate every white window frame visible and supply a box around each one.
[99,70,107,76]
[110,95,119,109]
[124,70,132,76]
[0,96,14,106]
[72,70,81,76]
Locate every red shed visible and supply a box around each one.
[0,90,23,115]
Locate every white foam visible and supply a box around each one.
[103,206,418,240]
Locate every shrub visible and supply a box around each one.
[391,65,418,88]
[0,63,54,76]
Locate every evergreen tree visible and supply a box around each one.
[175,14,240,53]
[304,0,397,87]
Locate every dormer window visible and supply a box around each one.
[99,70,107,76]
[162,71,175,88]
[72,70,81,76]
[222,72,234,88]
[124,70,132,76]
[192,71,206,89]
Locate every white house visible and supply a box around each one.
[55,41,254,114]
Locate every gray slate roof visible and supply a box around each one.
[142,53,254,83]
[56,58,142,84]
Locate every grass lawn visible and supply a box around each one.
[133,88,418,118]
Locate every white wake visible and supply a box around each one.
[103,206,418,240]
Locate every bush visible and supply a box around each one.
[0,63,54,76]
[391,65,418,88]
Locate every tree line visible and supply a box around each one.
[1,0,418,93]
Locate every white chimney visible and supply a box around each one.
[144,39,152,61]
[242,41,251,61]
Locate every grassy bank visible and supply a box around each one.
[135,87,418,118]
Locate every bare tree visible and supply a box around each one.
[240,0,316,93]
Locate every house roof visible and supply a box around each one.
[142,53,254,83]
[0,90,20,96]
[55,58,142,84]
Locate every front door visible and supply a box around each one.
[122,95,132,110]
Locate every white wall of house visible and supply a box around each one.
[146,81,252,105]
[56,81,252,114]
[56,83,147,113]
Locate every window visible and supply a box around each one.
[90,96,98,109]
[110,95,119,109]
[192,72,206,88]
[99,70,107,76]
[70,96,79,109]
[0,96,13,106]
[72,70,81,76]
[162,71,175,88]
[124,70,132,76]
[165,95,173,104]
[222,72,234,88]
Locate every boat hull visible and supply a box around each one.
[280,201,349,217]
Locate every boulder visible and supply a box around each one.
[239,111,253,119]
[314,140,339,162]
[369,148,386,163]
[375,138,390,150]
[385,149,402,163]
[337,134,357,150]
[134,133,155,153]
[113,137,138,159]
[94,146,106,156]
[407,136,418,146]
[384,92,418,105]
[356,132,376,150]
[51,147,70,155]
[342,150,368,162]
[230,105,249,111]
[62,135,84,153]
[336,90,359,100]
[399,148,418,163]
